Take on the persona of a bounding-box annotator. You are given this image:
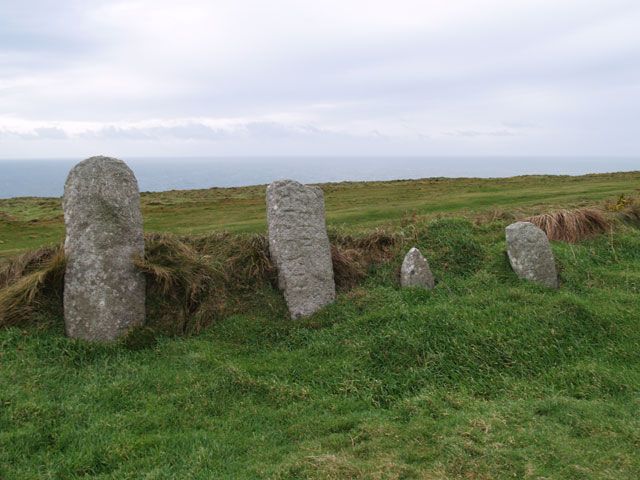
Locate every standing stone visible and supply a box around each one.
[63,156,145,341]
[266,179,336,318]
[506,221,558,288]
[400,247,435,289]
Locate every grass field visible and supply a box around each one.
[1,172,640,479]
[1,171,639,257]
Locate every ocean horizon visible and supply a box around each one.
[1,156,638,199]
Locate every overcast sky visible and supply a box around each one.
[1,0,639,158]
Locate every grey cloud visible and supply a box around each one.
[501,122,537,129]
[0,126,68,140]
[76,121,344,142]
[240,122,338,139]
[33,127,68,139]
[444,129,518,138]
[80,124,227,141]
[241,122,296,139]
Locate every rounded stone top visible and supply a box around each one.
[267,178,321,191]
[266,179,324,206]
[63,156,140,204]
[505,221,550,243]
[74,155,128,167]
[506,221,537,232]
[268,179,300,188]
[65,155,134,182]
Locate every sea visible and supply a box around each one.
[1,156,638,199]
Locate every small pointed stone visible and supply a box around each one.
[505,221,558,288]
[400,247,435,289]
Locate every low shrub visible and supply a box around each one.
[617,200,640,228]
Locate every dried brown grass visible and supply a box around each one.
[524,207,610,243]
[330,229,398,290]
[0,228,400,332]
[135,232,278,334]
[0,245,65,327]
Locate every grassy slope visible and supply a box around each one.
[1,172,640,479]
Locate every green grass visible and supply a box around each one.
[1,173,640,478]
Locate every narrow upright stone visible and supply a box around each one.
[266,179,336,318]
[400,247,435,289]
[506,221,558,288]
[63,156,145,341]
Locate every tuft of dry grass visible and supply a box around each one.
[331,245,368,291]
[524,208,610,243]
[135,232,278,335]
[330,229,399,290]
[0,245,65,327]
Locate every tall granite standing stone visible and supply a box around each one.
[400,247,435,289]
[63,156,145,341]
[266,179,336,318]
[506,221,558,289]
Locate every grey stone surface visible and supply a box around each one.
[400,247,435,289]
[506,221,558,288]
[63,156,145,341]
[266,179,336,318]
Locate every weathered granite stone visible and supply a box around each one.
[63,156,145,341]
[506,221,558,288]
[266,179,336,318]
[400,247,435,289]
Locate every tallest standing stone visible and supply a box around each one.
[63,156,145,341]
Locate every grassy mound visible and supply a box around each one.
[0,217,638,478]
[1,177,640,478]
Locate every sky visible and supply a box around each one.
[0,0,639,158]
